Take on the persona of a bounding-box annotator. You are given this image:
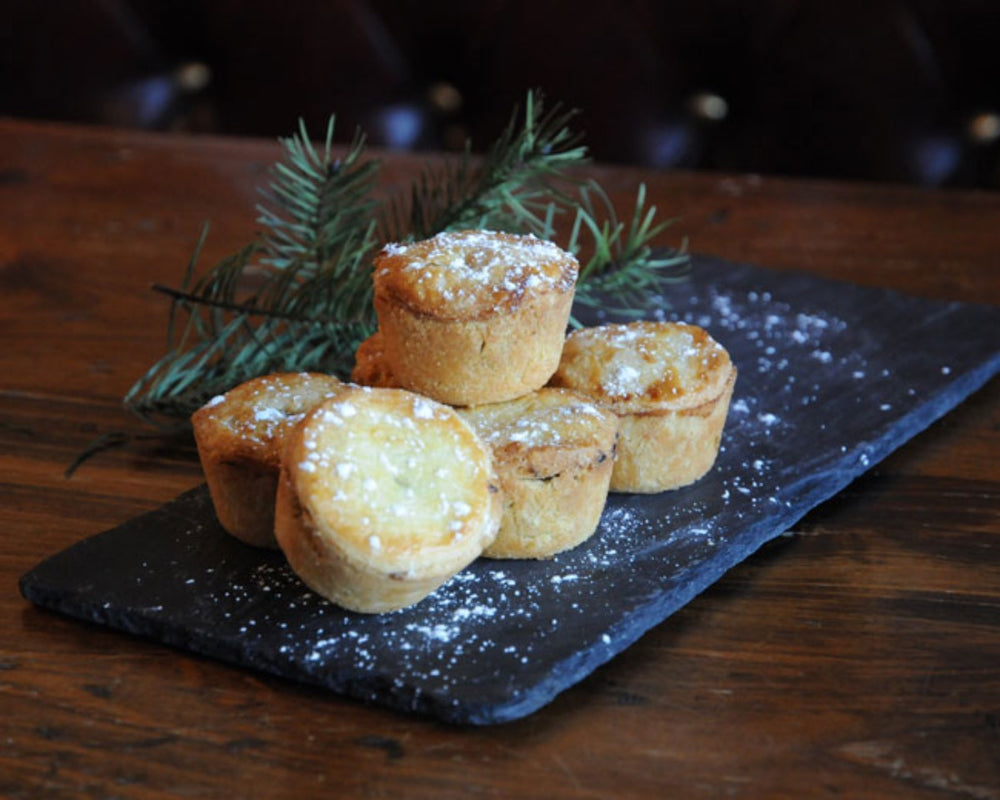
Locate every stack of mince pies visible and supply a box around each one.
[193,230,736,613]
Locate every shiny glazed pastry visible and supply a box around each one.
[274,386,501,613]
[549,321,736,493]
[459,388,619,559]
[191,372,347,547]
[372,230,578,406]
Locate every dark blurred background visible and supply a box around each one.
[4,0,1000,188]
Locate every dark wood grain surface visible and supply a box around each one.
[2,118,998,799]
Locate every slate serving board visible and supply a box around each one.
[20,255,1000,725]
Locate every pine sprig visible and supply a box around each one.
[125,120,381,424]
[124,90,690,426]
[383,92,586,241]
[569,181,690,320]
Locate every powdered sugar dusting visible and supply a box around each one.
[605,363,643,396]
[376,230,578,314]
[199,372,344,448]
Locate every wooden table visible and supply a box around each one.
[2,118,998,798]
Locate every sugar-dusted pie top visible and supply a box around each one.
[459,387,619,480]
[373,230,578,320]
[284,386,498,572]
[550,321,734,413]
[191,372,347,467]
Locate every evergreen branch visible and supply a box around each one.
[124,116,381,425]
[569,180,690,321]
[123,90,691,427]
[382,90,587,242]
[126,313,371,424]
[148,281,375,326]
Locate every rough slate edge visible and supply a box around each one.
[19,254,1000,726]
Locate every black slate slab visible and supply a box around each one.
[20,255,1000,725]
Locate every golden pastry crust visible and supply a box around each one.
[350,330,398,389]
[459,388,619,559]
[275,386,501,613]
[191,372,347,547]
[549,321,736,493]
[372,230,578,405]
